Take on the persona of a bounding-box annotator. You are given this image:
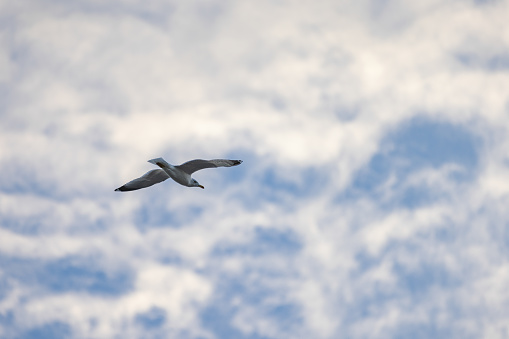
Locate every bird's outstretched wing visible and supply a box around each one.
[176,159,243,174]
[115,169,170,192]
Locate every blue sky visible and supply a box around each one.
[1,0,509,338]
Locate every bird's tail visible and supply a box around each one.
[148,157,171,169]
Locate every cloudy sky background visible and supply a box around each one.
[1,0,509,338]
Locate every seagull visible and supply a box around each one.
[115,157,243,192]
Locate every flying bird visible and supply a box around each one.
[115,157,243,192]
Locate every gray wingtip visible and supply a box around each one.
[233,160,243,166]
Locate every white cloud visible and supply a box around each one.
[14,265,211,339]
[2,0,509,338]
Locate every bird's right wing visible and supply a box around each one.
[176,159,243,174]
[115,169,170,192]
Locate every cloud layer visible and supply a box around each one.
[1,0,509,338]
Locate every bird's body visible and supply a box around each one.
[148,158,190,186]
[115,157,242,192]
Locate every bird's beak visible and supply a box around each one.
[198,185,205,189]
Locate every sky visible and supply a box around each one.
[1,0,509,338]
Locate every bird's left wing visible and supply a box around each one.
[176,159,243,174]
[115,169,170,192]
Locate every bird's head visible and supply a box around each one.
[191,179,205,189]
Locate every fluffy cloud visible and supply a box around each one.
[1,0,509,338]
